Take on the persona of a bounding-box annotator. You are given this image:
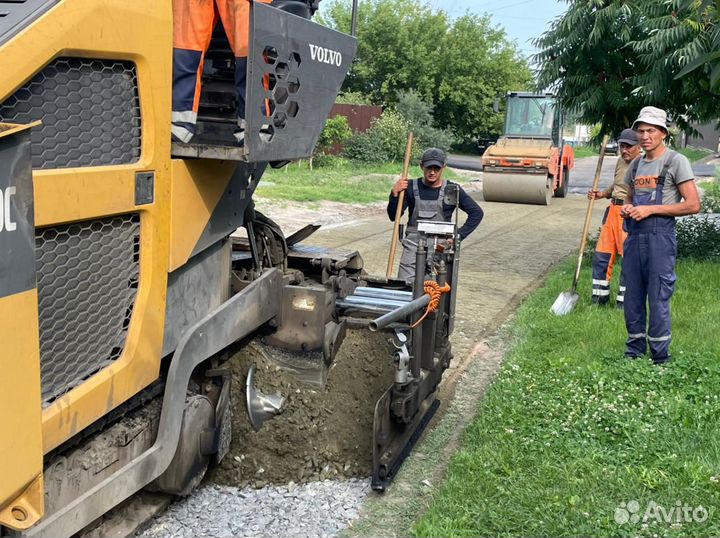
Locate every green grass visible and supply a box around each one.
[675,146,714,163]
[413,259,720,538]
[257,160,460,204]
[573,145,599,158]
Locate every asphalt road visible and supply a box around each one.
[569,155,619,194]
[447,153,618,195]
[448,153,718,196]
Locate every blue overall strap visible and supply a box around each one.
[653,151,676,204]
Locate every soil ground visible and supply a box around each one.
[211,331,395,488]
[212,164,606,498]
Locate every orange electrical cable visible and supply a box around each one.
[410,281,452,328]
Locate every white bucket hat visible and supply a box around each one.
[632,106,668,132]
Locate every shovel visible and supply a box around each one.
[551,135,610,316]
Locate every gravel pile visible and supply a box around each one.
[139,478,371,538]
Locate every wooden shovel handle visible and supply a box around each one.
[386,132,414,277]
[572,134,609,291]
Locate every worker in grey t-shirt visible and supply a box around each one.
[621,106,700,364]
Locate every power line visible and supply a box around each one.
[483,0,536,13]
[492,14,551,21]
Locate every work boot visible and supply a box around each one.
[171,124,194,144]
[652,356,671,366]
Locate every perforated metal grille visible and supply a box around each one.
[0,58,141,169]
[36,214,140,403]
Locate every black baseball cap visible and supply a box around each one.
[420,147,446,168]
[618,128,639,146]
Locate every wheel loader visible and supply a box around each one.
[0,1,462,536]
[481,92,575,205]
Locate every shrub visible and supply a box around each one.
[344,129,390,163]
[417,124,455,154]
[700,177,720,213]
[315,115,353,155]
[344,100,455,164]
[312,154,349,168]
[371,109,414,162]
[344,109,411,163]
[676,215,720,260]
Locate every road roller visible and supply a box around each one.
[481,92,575,205]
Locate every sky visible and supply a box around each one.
[402,0,568,59]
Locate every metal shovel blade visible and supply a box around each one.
[550,291,579,316]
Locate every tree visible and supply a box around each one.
[534,2,649,137]
[633,0,720,127]
[319,0,533,142]
[395,89,455,151]
[318,0,448,105]
[534,0,720,138]
[671,0,720,89]
[435,14,533,141]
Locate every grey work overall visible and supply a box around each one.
[623,153,676,362]
[398,179,447,280]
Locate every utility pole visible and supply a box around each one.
[351,0,358,36]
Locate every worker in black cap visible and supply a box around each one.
[587,128,642,308]
[387,147,484,280]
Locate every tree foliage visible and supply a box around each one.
[534,0,720,138]
[318,0,533,142]
[395,90,455,152]
[435,14,532,141]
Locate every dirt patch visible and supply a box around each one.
[251,197,387,237]
[211,330,395,488]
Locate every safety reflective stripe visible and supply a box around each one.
[648,334,671,342]
[172,110,198,124]
[592,289,610,296]
[171,124,193,143]
[628,332,646,339]
[237,118,247,128]
[619,286,626,292]
[616,295,624,302]
[592,279,609,286]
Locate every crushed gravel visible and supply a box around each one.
[138,479,371,538]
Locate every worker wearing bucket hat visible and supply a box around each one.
[620,106,700,364]
[387,148,483,280]
[587,128,642,308]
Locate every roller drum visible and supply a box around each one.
[482,171,552,205]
